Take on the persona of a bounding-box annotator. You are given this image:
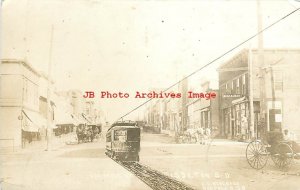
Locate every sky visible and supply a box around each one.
[1,0,300,122]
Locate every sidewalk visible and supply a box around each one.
[140,133,249,148]
[0,133,74,155]
[210,138,249,145]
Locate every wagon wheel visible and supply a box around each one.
[246,140,269,169]
[271,143,294,169]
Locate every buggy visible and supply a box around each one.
[246,131,300,169]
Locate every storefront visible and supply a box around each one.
[21,109,47,147]
[221,97,250,140]
[200,108,210,129]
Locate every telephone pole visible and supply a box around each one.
[257,0,266,133]
[248,47,255,139]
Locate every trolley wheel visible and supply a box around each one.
[271,143,294,169]
[246,140,269,169]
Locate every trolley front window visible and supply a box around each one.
[114,130,127,141]
[127,129,140,141]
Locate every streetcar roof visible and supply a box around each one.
[107,120,139,132]
[112,125,140,130]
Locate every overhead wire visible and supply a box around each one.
[115,7,300,122]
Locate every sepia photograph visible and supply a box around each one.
[1,0,300,189]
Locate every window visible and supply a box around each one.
[24,79,28,102]
[106,132,111,142]
[273,71,283,91]
[224,83,229,94]
[242,74,246,94]
[236,78,240,94]
[231,80,235,94]
[114,130,126,141]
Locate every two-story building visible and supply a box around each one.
[0,59,46,148]
[218,49,300,140]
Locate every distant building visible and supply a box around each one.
[53,92,76,135]
[187,81,220,136]
[144,88,163,131]
[56,90,102,126]
[144,79,189,136]
[177,78,189,132]
[163,95,179,136]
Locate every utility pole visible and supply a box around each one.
[257,0,266,133]
[248,47,255,139]
[46,25,54,151]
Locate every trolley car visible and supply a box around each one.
[105,121,141,162]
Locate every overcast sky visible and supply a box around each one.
[1,0,300,122]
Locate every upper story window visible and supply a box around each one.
[236,78,240,94]
[242,74,246,94]
[24,79,28,102]
[273,71,283,91]
[231,80,235,94]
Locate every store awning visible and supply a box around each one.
[82,113,92,124]
[22,109,47,132]
[200,107,210,112]
[72,114,86,125]
[55,108,76,126]
[232,96,247,105]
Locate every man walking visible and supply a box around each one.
[204,127,211,145]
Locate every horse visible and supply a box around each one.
[184,128,198,143]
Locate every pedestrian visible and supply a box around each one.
[88,126,94,142]
[93,127,99,141]
[204,127,211,145]
[197,127,204,144]
[283,129,300,153]
[76,126,83,144]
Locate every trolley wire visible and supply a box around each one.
[116,7,300,122]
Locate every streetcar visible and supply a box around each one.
[105,120,141,162]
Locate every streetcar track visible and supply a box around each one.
[110,158,197,190]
